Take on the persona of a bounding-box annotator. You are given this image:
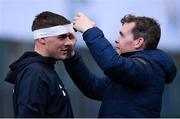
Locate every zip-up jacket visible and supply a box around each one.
[64,27,177,117]
[5,52,73,118]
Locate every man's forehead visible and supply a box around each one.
[121,22,135,33]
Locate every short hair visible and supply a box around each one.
[32,11,71,31]
[121,14,161,50]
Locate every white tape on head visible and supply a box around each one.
[33,23,74,39]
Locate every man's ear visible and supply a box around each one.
[38,38,46,45]
[134,37,145,49]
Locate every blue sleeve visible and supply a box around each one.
[17,68,48,117]
[64,52,110,100]
[82,27,151,87]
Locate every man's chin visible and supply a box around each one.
[56,55,68,60]
[116,49,121,55]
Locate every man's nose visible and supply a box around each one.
[115,39,119,44]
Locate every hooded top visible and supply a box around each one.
[64,27,177,117]
[5,52,73,118]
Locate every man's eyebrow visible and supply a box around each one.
[58,33,69,36]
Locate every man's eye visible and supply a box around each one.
[69,34,75,39]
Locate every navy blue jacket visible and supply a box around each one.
[5,52,73,118]
[64,27,177,117]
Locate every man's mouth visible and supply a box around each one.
[61,49,69,54]
[115,47,120,50]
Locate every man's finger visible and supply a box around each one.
[77,12,83,17]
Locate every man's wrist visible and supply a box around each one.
[83,22,96,33]
[83,26,94,33]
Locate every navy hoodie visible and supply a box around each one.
[64,27,177,117]
[5,52,73,118]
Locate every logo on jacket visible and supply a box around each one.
[59,84,66,96]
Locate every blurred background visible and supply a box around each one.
[0,0,180,117]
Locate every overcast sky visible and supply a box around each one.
[0,0,179,52]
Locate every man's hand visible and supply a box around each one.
[73,12,95,33]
